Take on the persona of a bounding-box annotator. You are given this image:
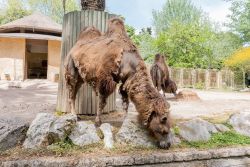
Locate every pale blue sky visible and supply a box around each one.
[106,0,231,31]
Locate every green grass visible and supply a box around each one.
[194,82,205,89]
[180,131,250,149]
[173,126,180,135]
[55,111,66,116]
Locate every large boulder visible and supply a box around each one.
[23,113,77,149]
[229,112,250,137]
[176,90,200,101]
[100,123,114,149]
[116,114,179,148]
[178,118,218,142]
[0,119,29,151]
[69,121,100,146]
[116,114,156,147]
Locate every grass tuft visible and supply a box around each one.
[55,111,66,116]
[181,131,250,149]
[173,126,180,136]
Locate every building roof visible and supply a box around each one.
[0,13,62,34]
[0,33,61,41]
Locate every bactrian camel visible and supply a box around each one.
[64,18,172,148]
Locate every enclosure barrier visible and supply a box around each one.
[57,10,116,115]
[146,64,239,90]
[169,67,236,90]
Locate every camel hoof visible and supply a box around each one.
[95,118,102,127]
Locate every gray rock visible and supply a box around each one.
[215,124,230,132]
[116,114,156,147]
[229,112,250,137]
[178,118,218,142]
[49,114,77,140]
[69,121,100,146]
[170,133,181,146]
[0,119,29,151]
[23,113,77,149]
[116,114,180,148]
[100,123,114,149]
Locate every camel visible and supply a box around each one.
[150,54,177,96]
[64,18,172,149]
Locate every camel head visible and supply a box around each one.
[146,97,172,149]
[154,53,166,63]
[164,79,178,96]
[106,17,127,36]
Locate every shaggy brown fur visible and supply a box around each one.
[150,54,177,96]
[65,18,172,148]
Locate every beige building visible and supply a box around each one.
[0,13,62,81]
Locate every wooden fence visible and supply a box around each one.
[57,10,116,115]
[168,68,235,90]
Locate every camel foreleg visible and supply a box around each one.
[95,95,107,126]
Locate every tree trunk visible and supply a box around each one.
[81,0,105,11]
[57,10,116,115]
[62,0,66,14]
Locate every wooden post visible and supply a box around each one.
[216,71,221,89]
[191,69,196,89]
[57,10,116,115]
[205,70,210,90]
[179,68,184,88]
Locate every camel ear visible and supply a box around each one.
[144,111,157,126]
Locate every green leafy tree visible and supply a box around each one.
[154,22,214,68]
[138,31,158,62]
[208,32,243,68]
[28,0,80,24]
[152,0,203,34]
[125,25,140,46]
[149,0,243,69]
[0,0,31,25]
[226,0,250,42]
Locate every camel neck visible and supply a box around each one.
[124,62,160,114]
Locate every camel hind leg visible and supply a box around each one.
[95,76,117,126]
[65,56,83,115]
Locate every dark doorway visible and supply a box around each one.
[25,39,48,79]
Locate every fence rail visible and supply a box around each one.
[146,63,241,89]
[166,67,243,90]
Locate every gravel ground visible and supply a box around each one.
[169,89,250,120]
[0,80,250,123]
[0,80,57,124]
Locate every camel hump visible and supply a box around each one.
[77,26,102,41]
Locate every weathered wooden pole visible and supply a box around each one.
[57,1,116,115]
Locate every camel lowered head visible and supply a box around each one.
[145,97,172,149]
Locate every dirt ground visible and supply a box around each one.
[0,80,250,124]
[0,80,57,124]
